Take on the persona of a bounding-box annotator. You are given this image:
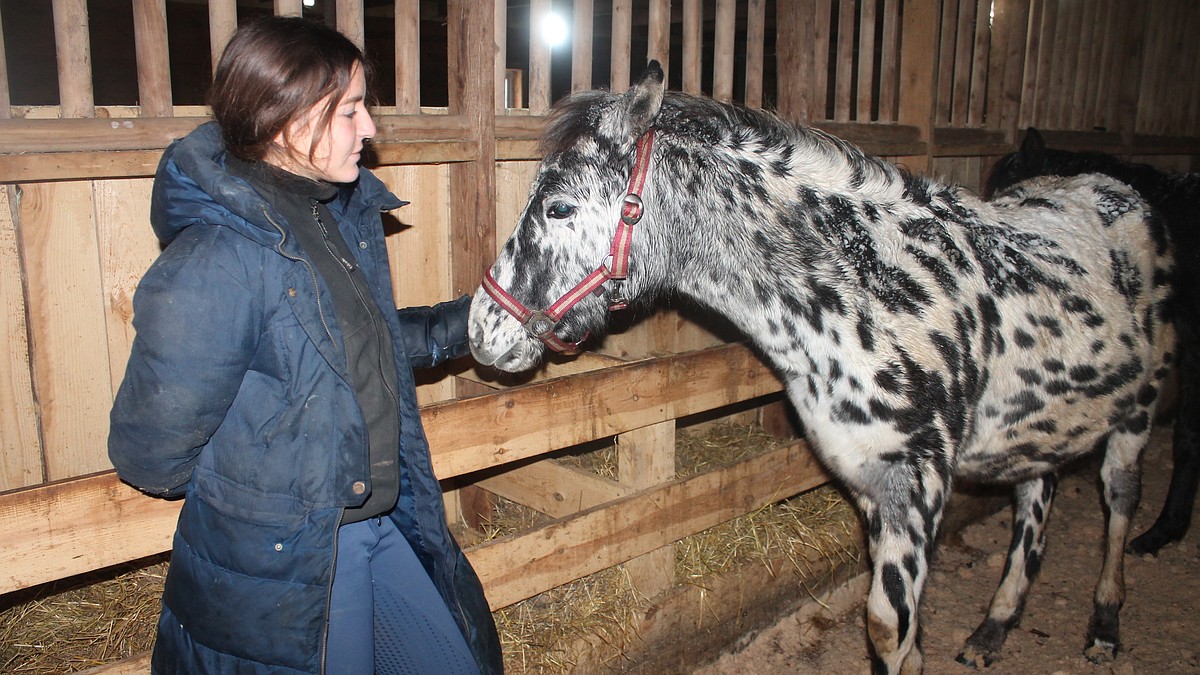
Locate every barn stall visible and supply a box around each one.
[1,0,1198,672]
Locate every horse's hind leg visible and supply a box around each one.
[956,473,1057,668]
[1129,346,1200,555]
[861,465,948,675]
[1085,423,1149,662]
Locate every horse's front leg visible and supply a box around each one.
[860,459,949,675]
[957,473,1058,668]
[1086,423,1149,662]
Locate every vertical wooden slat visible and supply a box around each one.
[618,421,677,598]
[133,0,173,118]
[395,0,421,113]
[935,0,958,125]
[1109,1,1146,135]
[877,0,900,121]
[857,0,877,121]
[1081,0,1110,131]
[713,0,736,101]
[898,0,939,172]
[52,0,94,118]
[682,0,703,94]
[1029,0,1057,128]
[985,0,1030,139]
[571,0,594,92]
[0,5,10,119]
[1050,0,1080,130]
[446,1,496,298]
[21,183,111,480]
[610,0,632,91]
[1068,0,1097,130]
[833,0,855,121]
[1182,2,1200,136]
[1017,0,1043,130]
[744,0,766,107]
[966,0,990,126]
[336,0,365,50]
[495,0,507,111]
[951,0,976,126]
[648,0,671,77]
[812,0,832,120]
[275,0,303,18]
[0,186,42,491]
[776,0,815,122]
[529,0,552,114]
[209,0,238,75]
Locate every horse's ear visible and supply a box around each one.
[1019,128,1046,164]
[617,60,665,139]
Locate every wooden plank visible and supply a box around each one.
[1109,0,1147,135]
[1017,0,1044,130]
[1049,0,1080,130]
[529,0,552,113]
[951,0,977,127]
[476,459,631,518]
[812,0,832,120]
[897,0,939,171]
[0,185,42,491]
[494,160,541,246]
[713,0,736,101]
[610,0,632,91]
[20,182,113,480]
[52,0,94,118]
[0,4,10,119]
[935,0,958,125]
[619,420,677,598]
[395,0,421,113]
[571,0,594,92]
[424,344,783,478]
[1070,0,1098,130]
[857,0,877,121]
[336,0,365,49]
[834,0,855,121]
[447,1,497,298]
[469,438,828,609]
[1030,0,1057,128]
[93,179,160,393]
[208,0,237,74]
[648,0,671,76]
[878,0,900,122]
[682,0,703,94]
[987,0,1030,139]
[132,0,172,118]
[495,0,507,110]
[774,0,814,122]
[744,0,766,107]
[274,0,302,17]
[966,0,990,127]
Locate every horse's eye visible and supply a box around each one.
[546,202,575,219]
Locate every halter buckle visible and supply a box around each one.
[522,310,558,340]
[621,193,644,225]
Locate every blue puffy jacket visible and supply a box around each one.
[109,122,502,674]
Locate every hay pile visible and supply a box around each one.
[0,424,861,674]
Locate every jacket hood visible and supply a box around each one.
[150,121,405,246]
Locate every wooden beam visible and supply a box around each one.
[132,0,173,118]
[469,438,829,610]
[475,459,631,518]
[610,0,632,91]
[571,0,594,92]
[208,0,237,75]
[619,420,677,597]
[336,0,365,49]
[713,0,736,101]
[52,0,94,118]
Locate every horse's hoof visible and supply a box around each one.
[955,645,998,669]
[1126,527,1179,556]
[1083,639,1118,664]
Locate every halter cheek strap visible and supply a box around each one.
[482,129,656,354]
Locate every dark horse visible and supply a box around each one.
[988,128,1200,556]
[469,64,1174,673]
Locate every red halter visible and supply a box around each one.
[481,130,656,353]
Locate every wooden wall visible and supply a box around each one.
[1,0,1199,652]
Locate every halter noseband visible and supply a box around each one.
[481,129,656,354]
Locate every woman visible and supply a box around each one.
[108,16,502,674]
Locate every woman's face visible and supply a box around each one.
[273,63,376,183]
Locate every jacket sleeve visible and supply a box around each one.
[108,230,260,498]
[394,294,472,369]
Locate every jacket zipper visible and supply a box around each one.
[319,508,344,675]
[264,207,338,349]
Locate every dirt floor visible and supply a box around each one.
[696,424,1200,674]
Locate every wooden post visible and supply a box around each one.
[744,0,766,107]
[52,0,94,118]
[275,0,302,18]
[878,0,900,122]
[0,4,10,119]
[1110,1,1148,137]
[571,0,594,92]
[133,0,173,118]
[833,0,854,121]
[986,0,1030,141]
[898,0,939,172]
[395,0,421,113]
[209,0,237,75]
[713,0,736,101]
[336,0,365,50]
[446,0,496,298]
[648,0,671,77]
[857,0,878,121]
[495,0,507,111]
[618,421,676,598]
[610,0,632,91]
[775,0,814,123]
[529,0,551,113]
[682,0,702,94]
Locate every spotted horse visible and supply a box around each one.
[468,63,1175,673]
[987,127,1200,557]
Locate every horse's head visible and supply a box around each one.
[469,62,665,372]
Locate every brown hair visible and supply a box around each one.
[208,16,370,164]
